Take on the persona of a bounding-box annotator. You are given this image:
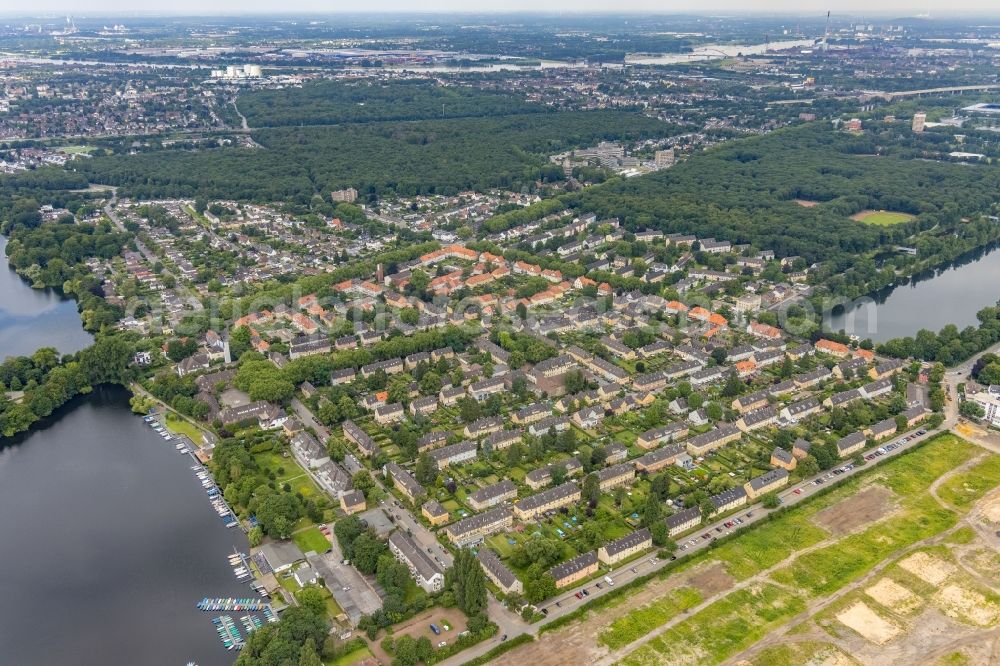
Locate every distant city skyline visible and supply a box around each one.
[9,3,1000,18]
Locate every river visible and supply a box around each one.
[0,236,94,359]
[0,385,251,666]
[826,244,1000,343]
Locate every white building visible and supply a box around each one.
[971,386,1000,427]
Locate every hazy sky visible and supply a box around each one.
[13,2,998,16]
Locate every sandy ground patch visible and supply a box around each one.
[813,485,895,535]
[865,578,922,614]
[795,199,819,207]
[687,562,735,597]
[835,602,903,645]
[934,584,1000,627]
[980,495,1000,524]
[898,552,956,586]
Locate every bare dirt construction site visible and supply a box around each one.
[498,438,1000,666]
[836,602,903,645]
[813,485,896,535]
[757,488,1000,666]
[492,560,732,666]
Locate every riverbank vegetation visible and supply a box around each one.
[210,432,333,539]
[877,300,1000,365]
[0,336,136,437]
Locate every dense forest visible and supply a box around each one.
[485,122,1000,268]
[574,123,1000,264]
[237,78,544,127]
[75,110,670,201]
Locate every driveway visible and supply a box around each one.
[307,538,383,626]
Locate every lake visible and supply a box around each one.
[0,385,251,666]
[0,235,94,359]
[826,244,1000,343]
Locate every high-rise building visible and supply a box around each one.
[912,112,926,133]
[654,148,676,168]
[331,187,358,203]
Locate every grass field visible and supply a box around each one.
[59,145,97,155]
[619,584,807,666]
[936,455,1000,510]
[610,434,988,665]
[327,645,373,666]
[742,641,857,666]
[293,526,332,554]
[850,209,915,225]
[599,587,703,649]
[164,412,205,444]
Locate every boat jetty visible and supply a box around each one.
[240,614,263,635]
[228,549,254,582]
[212,615,244,651]
[196,598,268,612]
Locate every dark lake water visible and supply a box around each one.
[826,244,1000,343]
[0,386,250,666]
[0,235,94,359]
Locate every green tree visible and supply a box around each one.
[415,452,438,486]
[960,401,985,419]
[295,587,327,618]
[446,549,488,617]
[641,493,663,528]
[458,397,482,423]
[760,492,781,509]
[353,533,387,575]
[582,472,601,505]
[798,454,820,477]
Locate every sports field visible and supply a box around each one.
[849,209,915,225]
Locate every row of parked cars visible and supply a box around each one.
[678,511,755,551]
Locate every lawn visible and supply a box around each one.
[327,645,373,666]
[164,412,205,444]
[850,209,915,226]
[59,145,97,155]
[293,526,332,554]
[699,511,828,581]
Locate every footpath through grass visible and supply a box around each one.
[609,434,988,665]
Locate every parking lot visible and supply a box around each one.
[307,538,383,625]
